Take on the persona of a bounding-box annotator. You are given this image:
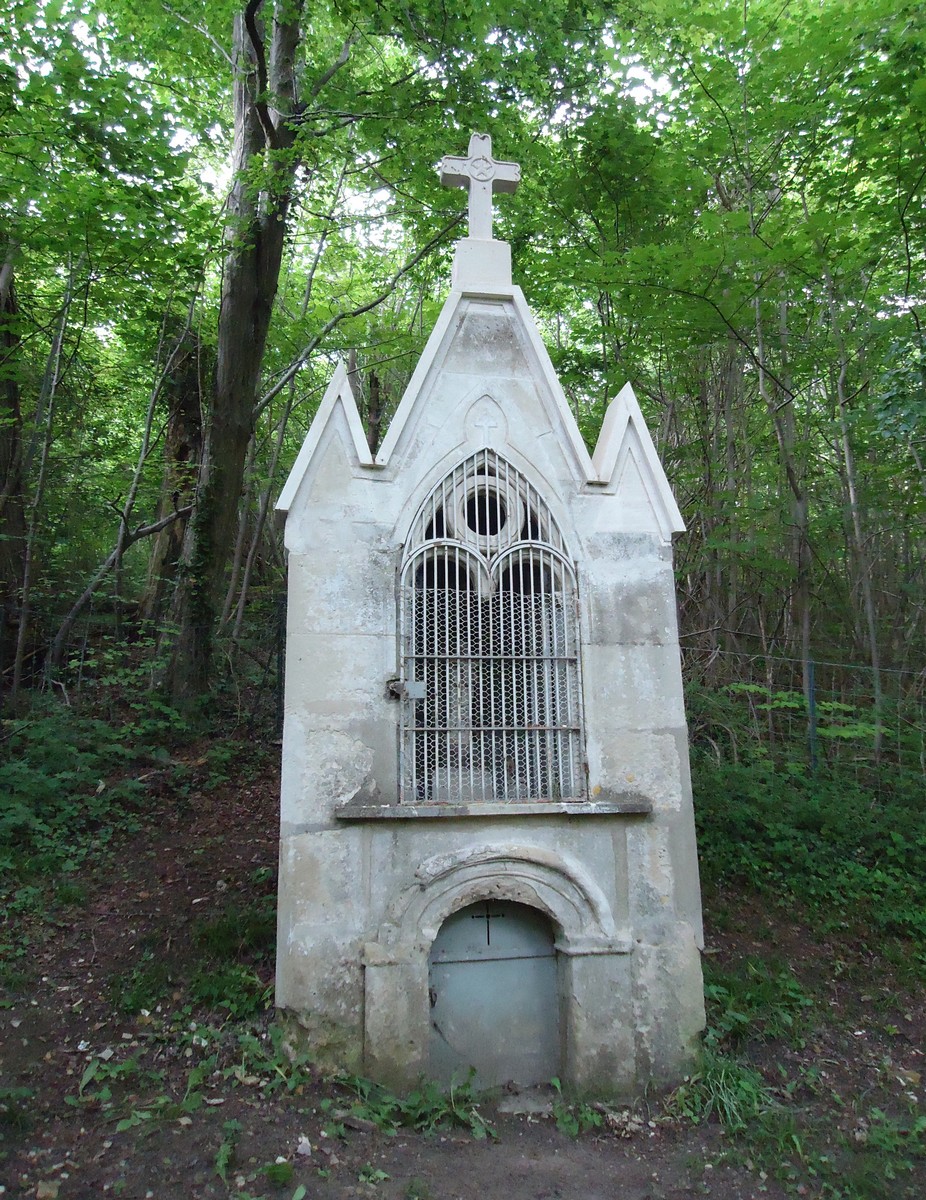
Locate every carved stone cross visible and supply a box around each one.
[440,133,521,241]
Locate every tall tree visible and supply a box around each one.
[166,1,314,699]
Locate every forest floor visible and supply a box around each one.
[1,742,924,1200]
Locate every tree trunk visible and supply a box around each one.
[166,2,304,702]
[11,263,76,701]
[138,329,205,625]
[0,243,25,708]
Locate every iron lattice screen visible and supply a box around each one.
[399,451,584,804]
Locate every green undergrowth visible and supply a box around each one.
[109,889,277,1020]
[689,684,926,959]
[332,1071,496,1140]
[0,704,153,877]
[0,681,269,991]
[666,955,925,1197]
[66,1017,493,1145]
[703,957,814,1049]
[666,956,812,1133]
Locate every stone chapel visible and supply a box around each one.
[274,134,704,1096]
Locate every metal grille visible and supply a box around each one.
[399,450,584,804]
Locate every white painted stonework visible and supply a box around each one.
[275,135,704,1095]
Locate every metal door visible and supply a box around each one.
[428,900,560,1088]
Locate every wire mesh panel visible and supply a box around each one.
[399,451,584,804]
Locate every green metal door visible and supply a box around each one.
[428,900,560,1088]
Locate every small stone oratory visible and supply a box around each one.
[275,134,704,1095]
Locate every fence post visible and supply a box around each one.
[0,603,5,720]
[276,592,286,741]
[808,657,818,773]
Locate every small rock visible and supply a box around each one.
[497,1091,553,1116]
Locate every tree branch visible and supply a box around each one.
[244,0,278,148]
[305,33,357,104]
[160,3,235,68]
[254,213,463,417]
[47,506,193,673]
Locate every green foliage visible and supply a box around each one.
[840,1109,926,1196]
[550,1077,604,1136]
[109,954,173,1016]
[336,1071,496,1140]
[0,704,148,877]
[263,1158,294,1186]
[703,959,813,1049]
[188,963,272,1020]
[229,1024,314,1096]
[111,918,273,1020]
[68,1052,166,1109]
[191,897,276,960]
[689,685,926,953]
[358,1164,390,1184]
[665,1049,776,1132]
[214,1119,242,1183]
[0,1085,34,1132]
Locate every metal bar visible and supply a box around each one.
[400,450,585,804]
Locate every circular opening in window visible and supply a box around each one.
[464,489,507,536]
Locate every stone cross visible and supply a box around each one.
[473,407,499,442]
[440,133,521,241]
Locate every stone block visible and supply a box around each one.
[562,951,637,1096]
[631,933,705,1084]
[286,545,392,636]
[441,300,531,379]
[278,829,365,927]
[276,944,365,1071]
[284,631,389,715]
[363,957,430,1089]
[587,729,687,812]
[583,563,680,646]
[581,643,687,732]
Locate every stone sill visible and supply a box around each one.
[336,797,652,821]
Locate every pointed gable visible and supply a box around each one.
[373,288,596,489]
[591,382,685,539]
[275,362,375,519]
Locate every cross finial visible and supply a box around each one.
[440,133,520,241]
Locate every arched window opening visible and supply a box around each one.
[399,451,584,804]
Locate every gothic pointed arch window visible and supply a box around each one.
[398,450,584,804]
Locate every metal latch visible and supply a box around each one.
[386,678,426,701]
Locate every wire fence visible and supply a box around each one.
[681,644,926,783]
